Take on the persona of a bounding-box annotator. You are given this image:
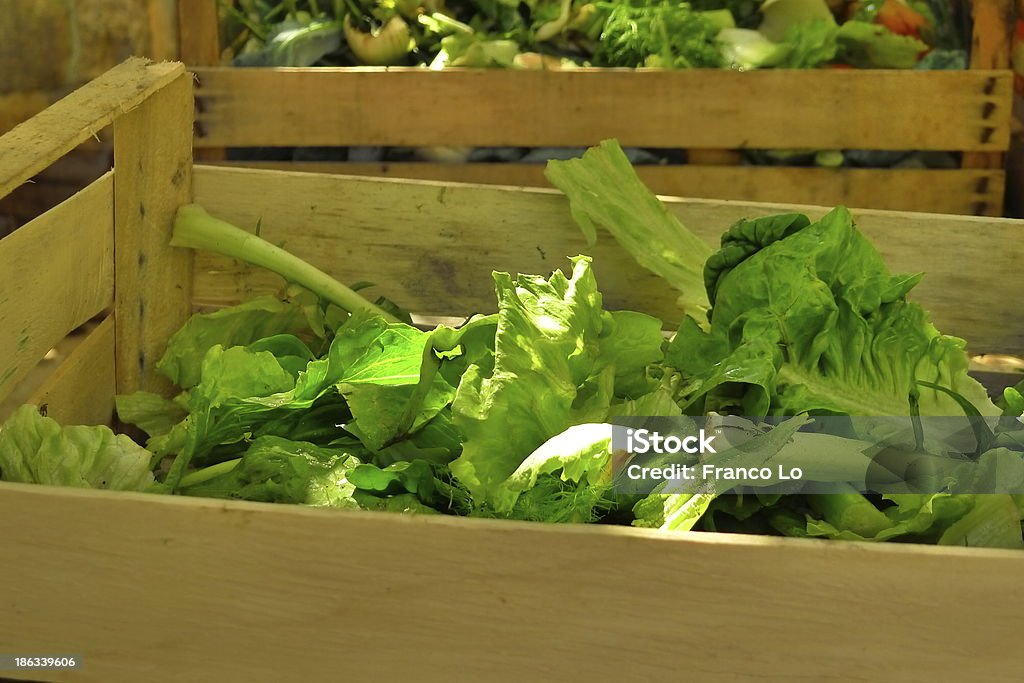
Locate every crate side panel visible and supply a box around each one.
[0,484,1022,682]
[0,174,114,404]
[193,68,1011,152]
[192,167,1024,355]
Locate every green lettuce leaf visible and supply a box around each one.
[178,435,362,507]
[837,21,927,69]
[0,405,153,491]
[347,459,470,513]
[545,139,713,317]
[772,492,1023,548]
[490,423,614,522]
[675,207,999,418]
[115,391,187,438]
[156,296,312,389]
[449,257,610,505]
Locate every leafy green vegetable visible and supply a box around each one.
[836,20,927,69]
[173,205,398,323]
[776,18,837,67]
[449,256,611,505]
[0,405,153,491]
[156,297,313,389]
[490,423,614,522]
[674,207,999,418]
[717,28,790,69]
[545,139,713,318]
[595,0,726,68]
[757,0,834,42]
[115,391,187,439]
[179,436,362,507]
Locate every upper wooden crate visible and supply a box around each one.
[180,0,1016,215]
[2,59,1024,682]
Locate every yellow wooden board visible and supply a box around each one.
[192,67,1012,151]
[192,165,1024,356]
[0,59,184,202]
[113,73,194,397]
[218,160,1007,216]
[26,316,116,428]
[2,482,1023,682]
[0,174,113,404]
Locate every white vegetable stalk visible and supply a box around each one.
[172,204,399,323]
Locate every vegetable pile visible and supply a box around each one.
[221,0,968,70]
[2,140,1022,547]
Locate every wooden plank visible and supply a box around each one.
[180,0,228,163]
[25,316,116,427]
[0,175,114,404]
[0,59,184,202]
[970,0,1014,69]
[192,166,1024,356]
[0,482,1022,682]
[192,67,1012,151]
[962,0,1015,172]
[216,160,1007,216]
[148,0,181,61]
[113,72,194,397]
[178,0,222,65]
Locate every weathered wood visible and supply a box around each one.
[962,0,1016,173]
[178,0,222,65]
[191,165,1024,355]
[192,67,1012,152]
[179,0,227,163]
[148,0,181,61]
[113,72,195,397]
[211,160,1007,216]
[26,316,116,427]
[0,174,114,405]
[0,59,185,202]
[0,482,1022,682]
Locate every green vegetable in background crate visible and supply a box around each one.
[220,0,952,69]
[1,139,1022,548]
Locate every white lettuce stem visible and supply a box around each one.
[172,205,399,323]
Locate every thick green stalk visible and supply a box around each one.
[178,458,241,488]
[172,204,398,323]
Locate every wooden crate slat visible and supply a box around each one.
[212,160,1007,216]
[113,72,195,397]
[25,316,116,427]
[0,174,114,405]
[191,165,1024,356]
[1,482,1022,681]
[0,59,184,202]
[193,67,1012,152]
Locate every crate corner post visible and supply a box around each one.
[112,67,195,398]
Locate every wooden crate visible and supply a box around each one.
[179,0,1016,215]
[3,59,1024,682]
